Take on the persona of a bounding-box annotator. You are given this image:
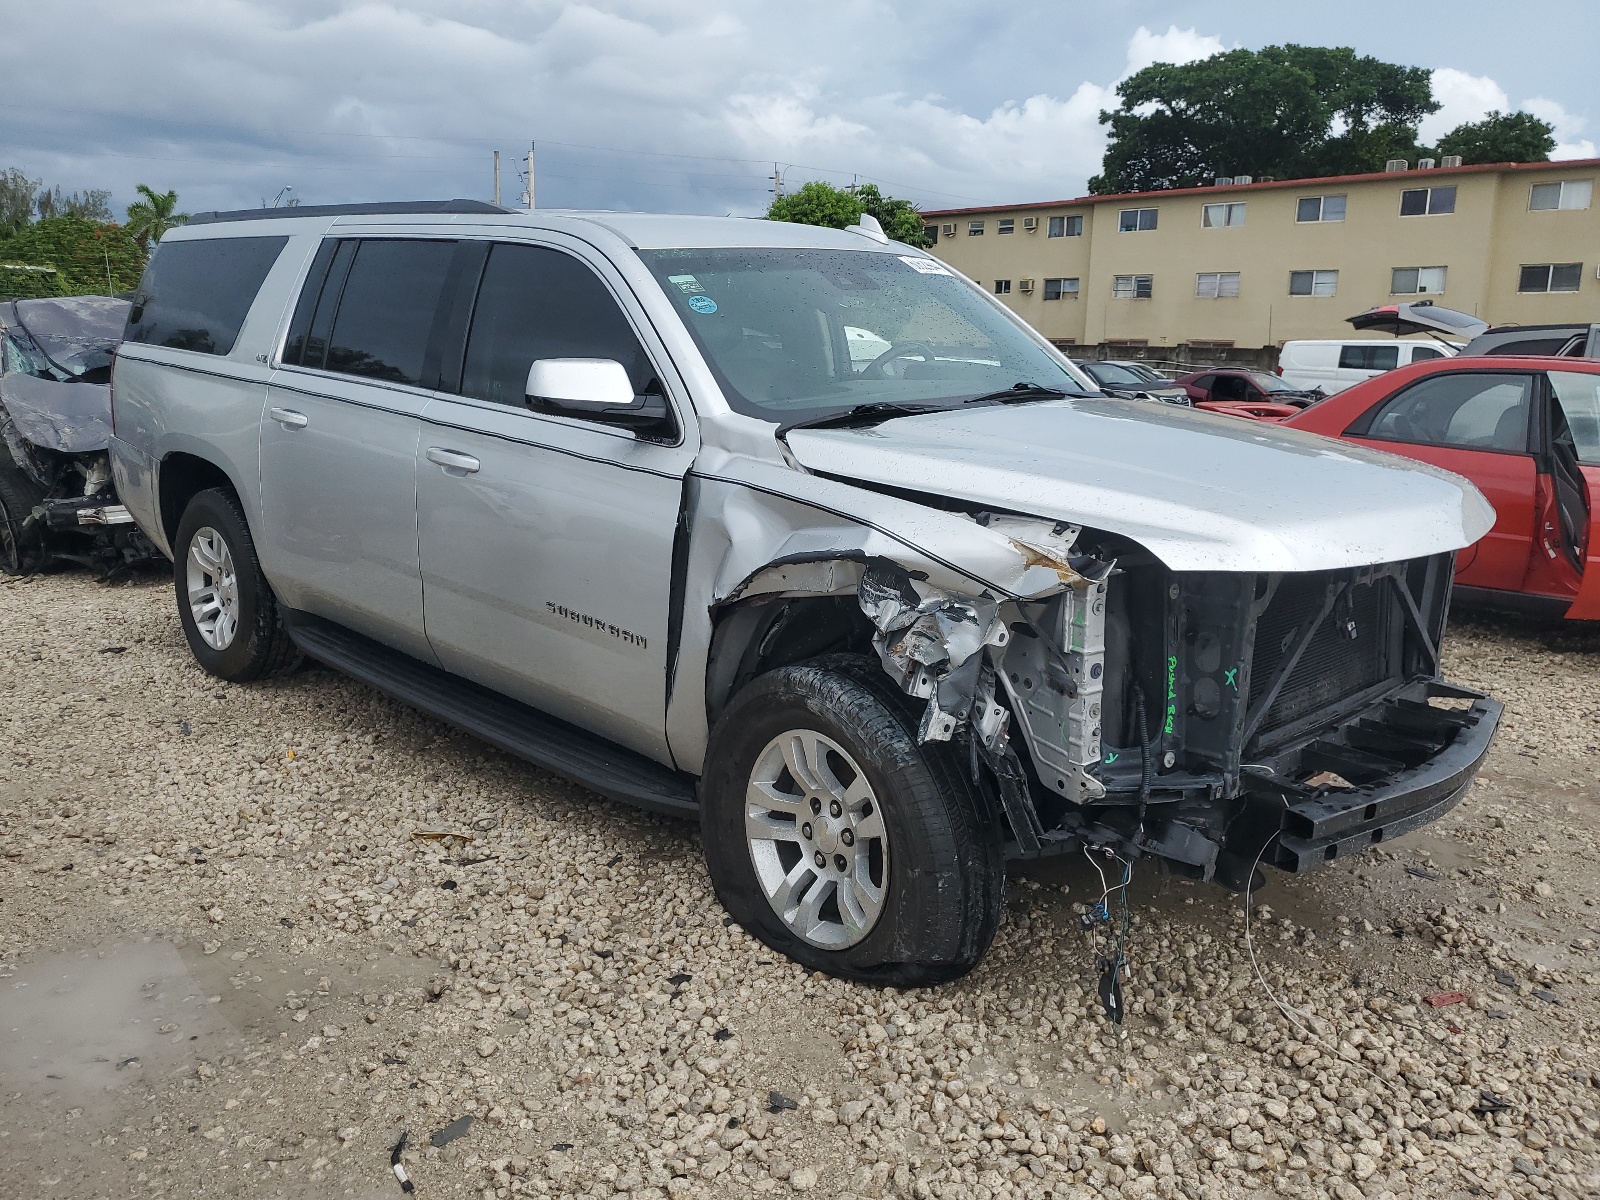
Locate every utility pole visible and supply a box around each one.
[770,163,784,201]
[525,143,536,210]
[493,150,501,207]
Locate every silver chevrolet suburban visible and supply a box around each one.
[111,201,1502,985]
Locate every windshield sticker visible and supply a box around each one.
[687,295,718,315]
[898,255,951,276]
[667,274,705,294]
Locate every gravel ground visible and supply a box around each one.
[2,569,1598,1200]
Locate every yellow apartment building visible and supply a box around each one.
[921,158,1600,362]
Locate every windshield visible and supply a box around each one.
[1247,371,1299,393]
[9,296,129,380]
[639,248,1090,419]
[1083,361,1158,389]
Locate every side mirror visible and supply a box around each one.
[524,358,668,427]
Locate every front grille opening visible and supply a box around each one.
[1250,574,1398,735]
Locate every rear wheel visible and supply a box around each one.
[700,655,1003,985]
[0,445,46,576]
[173,488,299,681]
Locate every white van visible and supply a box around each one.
[1276,339,1457,395]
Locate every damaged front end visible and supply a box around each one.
[851,527,1500,889]
[0,296,158,575]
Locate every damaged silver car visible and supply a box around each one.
[0,296,157,573]
[109,203,1502,984]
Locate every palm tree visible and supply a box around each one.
[125,185,189,249]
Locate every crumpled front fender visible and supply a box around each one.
[664,456,1093,780]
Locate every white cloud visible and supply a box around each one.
[1418,68,1509,143]
[1123,25,1227,78]
[1420,69,1597,160]
[1524,97,1596,160]
[0,5,1590,222]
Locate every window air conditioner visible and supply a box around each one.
[1418,158,1436,170]
[941,224,955,237]
[1214,177,1231,187]
[1022,217,1038,231]
[1385,159,1409,172]
[1019,278,1035,293]
[1232,175,1253,185]
[1440,155,1463,168]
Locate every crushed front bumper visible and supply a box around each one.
[1247,682,1502,872]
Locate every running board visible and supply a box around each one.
[282,611,698,819]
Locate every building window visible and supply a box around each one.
[1195,272,1240,298]
[923,225,939,245]
[1519,263,1583,293]
[1048,214,1083,238]
[967,221,984,236]
[1391,266,1447,295]
[1042,277,1080,301]
[1399,186,1456,216]
[1529,180,1594,211]
[994,279,1012,295]
[1295,194,1346,223]
[1118,208,1158,232]
[1112,274,1153,299]
[997,218,1015,235]
[1288,269,1339,297]
[1201,202,1245,228]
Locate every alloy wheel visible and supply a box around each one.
[744,729,889,949]
[186,526,240,650]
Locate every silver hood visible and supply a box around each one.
[784,397,1494,573]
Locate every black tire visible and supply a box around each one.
[701,654,1004,986]
[0,444,46,576]
[173,488,299,681]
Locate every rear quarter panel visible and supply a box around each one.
[110,233,320,554]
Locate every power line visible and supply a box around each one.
[0,100,983,202]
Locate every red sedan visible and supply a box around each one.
[1174,367,1318,420]
[1284,356,1600,620]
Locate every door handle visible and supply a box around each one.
[426,447,481,475]
[268,407,308,430]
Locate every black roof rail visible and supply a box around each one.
[185,200,514,225]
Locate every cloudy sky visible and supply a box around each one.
[1,1,1594,219]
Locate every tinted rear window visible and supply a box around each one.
[1338,344,1399,371]
[324,239,456,386]
[125,236,288,355]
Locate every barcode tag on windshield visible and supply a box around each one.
[898,256,951,275]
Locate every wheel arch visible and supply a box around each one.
[157,452,243,550]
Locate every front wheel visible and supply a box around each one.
[0,445,46,575]
[700,656,1003,985]
[173,488,299,681]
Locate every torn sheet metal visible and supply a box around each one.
[857,560,1011,745]
[5,296,128,377]
[0,375,113,454]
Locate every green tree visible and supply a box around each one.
[0,168,41,237]
[1090,45,1438,193]
[855,184,930,246]
[35,186,114,222]
[0,216,146,295]
[1436,111,1555,165]
[766,180,930,247]
[124,184,189,249]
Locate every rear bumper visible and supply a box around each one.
[1260,686,1501,872]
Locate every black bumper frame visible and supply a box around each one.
[1257,684,1502,872]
